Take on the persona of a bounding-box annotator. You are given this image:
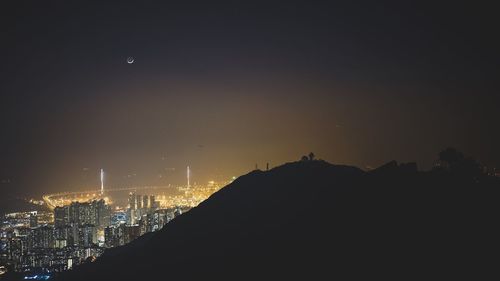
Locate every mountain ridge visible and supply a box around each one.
[49,159,498,280]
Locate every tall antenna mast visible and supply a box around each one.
[100,169,104,195]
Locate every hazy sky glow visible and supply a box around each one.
[1,1,499,195]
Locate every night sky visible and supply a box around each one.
[1,1,499,196]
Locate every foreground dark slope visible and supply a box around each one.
[56,160,498,280]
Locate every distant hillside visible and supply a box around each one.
[0,197,48,216]
[52,160,498,280]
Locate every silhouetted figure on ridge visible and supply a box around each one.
[300,152,316,161]
[308,152,315,161]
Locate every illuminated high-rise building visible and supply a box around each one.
[29,226,54,249]
[7,237,26,262]
[54,206,70,227]
[124,225,141,244]
[104,225,126,248]
[79,224,97,248]
[149,195,156,210]
[128,192,137,210]
[29,212,38,228]
[54,225,72,246]
[56,199,109,229]
[136,194,143,209]
[94,199,111,228]
[127,209,136,225]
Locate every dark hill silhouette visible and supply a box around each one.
[51,160,498,280]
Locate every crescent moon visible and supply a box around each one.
[127,57,135,64]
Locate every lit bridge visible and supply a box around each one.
[42,186,172,210]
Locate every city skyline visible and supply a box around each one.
[0,169,228,279]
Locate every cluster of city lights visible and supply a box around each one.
[23,274,51,280]
[1,166,233,279]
